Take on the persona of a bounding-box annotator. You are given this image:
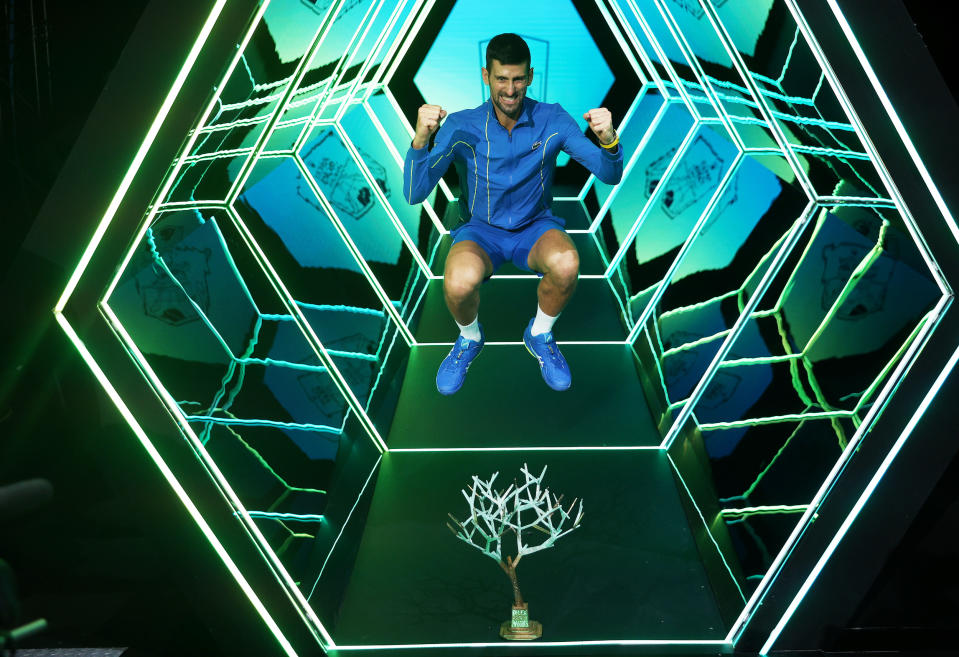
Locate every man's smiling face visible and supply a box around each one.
[482,59,533,121]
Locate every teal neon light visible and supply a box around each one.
[759,338,959,655]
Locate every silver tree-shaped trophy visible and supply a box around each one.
[447,464,584,640]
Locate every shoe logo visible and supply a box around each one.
[531,140,542,151]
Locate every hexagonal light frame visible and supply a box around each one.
[53,0,958,654]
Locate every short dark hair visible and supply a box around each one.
[485,33,531,73]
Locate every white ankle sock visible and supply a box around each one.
[530,305,558,336]
[456,316,481,341]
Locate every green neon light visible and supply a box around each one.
[388,446,663,453]
[652,0,746,150]
[699,411,853,431]
[605,119,701,274]
[608,0,673,100]
[292,153,415,348]
[662,201,817,450]
[333,639,731,650]
[100,301,336,647]
[822,0,959,247]
[760,338,959,655]
[307,454,383,604]
[54,311,299,657]
[246,512,326,522]
[720,416,811,505]
[623,152,743,344]
[728,296,951,645]
[623,0,704,117]
[697,0,817,198]
[225,0,345,205]
[56,0,229,313]
[720,505,809,519]
[784,0,951,289]
[667,454,747,602]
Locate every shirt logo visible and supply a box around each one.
[531,141,542,151]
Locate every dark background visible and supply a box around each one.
[1,1,957,655]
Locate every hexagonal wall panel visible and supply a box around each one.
[55,0,957,655]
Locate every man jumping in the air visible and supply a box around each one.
[403,32,623,395]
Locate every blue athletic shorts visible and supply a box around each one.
[450,216,566,273]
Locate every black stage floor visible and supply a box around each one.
[332,450,727,647]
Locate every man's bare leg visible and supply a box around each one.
[435,240,493,395]
[444,240,494,326]
[523,229,578,391]
[527,229,580,317]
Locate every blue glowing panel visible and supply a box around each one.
[672,155,782,281]
[110,212,257,365]
[413,0,614,167]
[781,214,940,362]
[629,0,773,67]
[263,308,383,460]
[661,304,772,458]
[240,132,417,272]
[264,0,375,67]
[607,102,695,246]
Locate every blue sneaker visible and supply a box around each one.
[436,326,485,395]
[523,319,571,391]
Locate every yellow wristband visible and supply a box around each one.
[600,134,619,149]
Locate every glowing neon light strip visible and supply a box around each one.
[363,0,423,93]
[624,0,703,114]
[388,446,662,453]
[663,201,816,450]
[290,0,388,152]
[185,416,342,433]
[334,123,432,276]
[307,455,383,603]
[699,411,853,431]
[101,0,277,304]
[667,454,747,602]
[594,0,645,80]
[99,301,335,647]
[382,0,434,86]
[804,221,888,354]
[226,0,346,204]
[721,505,809,518]
[255,168,395,448]
[333,639,730,650]
[728,296,950,644]
[331,1,403,122]
[652,0,745,151]
[759,339,959,655]
[588,97,670,234]
[54,311,298,656]
[608,0,672,100]
[56,0,228,312]
[824,0,959,246]
[293,155,414,347]
[414,341,627,347]
[698,0,816,199]
[605,120,700,274]
[246,512,326,522]
[783,0,951,291]
[626,152,742,343]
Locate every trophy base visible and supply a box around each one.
[499,620,542,641]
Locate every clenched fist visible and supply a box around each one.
[583,107,616,146]
[412,104,448,150]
